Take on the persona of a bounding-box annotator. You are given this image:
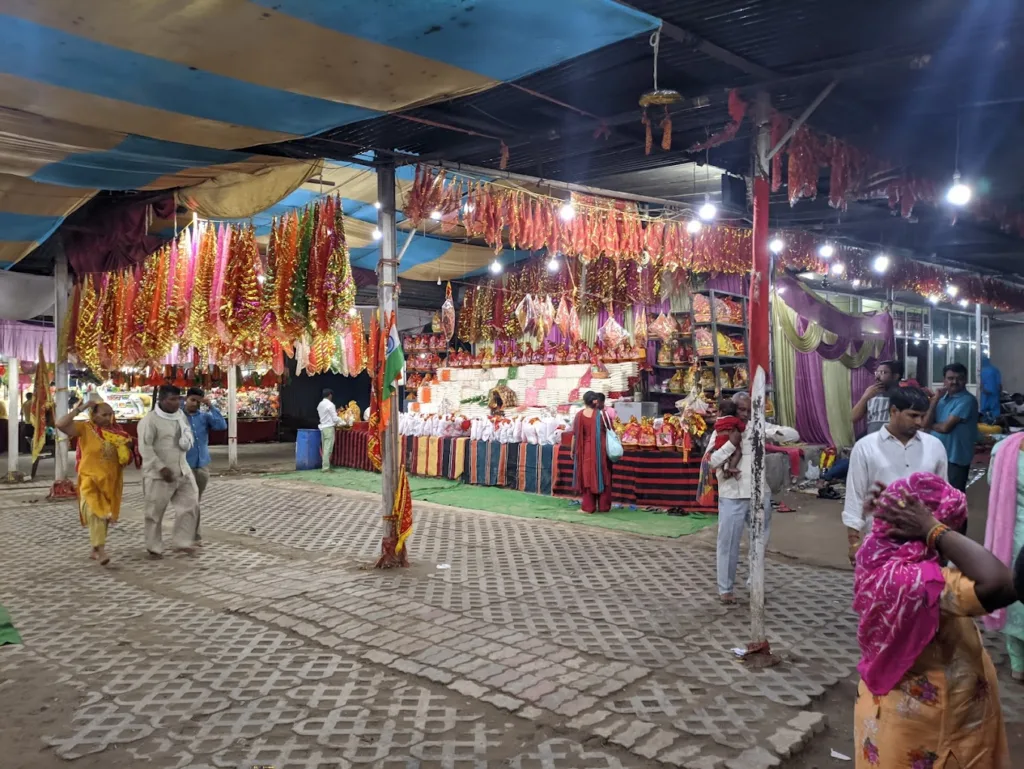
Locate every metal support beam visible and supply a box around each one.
[227,365,238,471]
[766,80,839,162]
[53,242,70,485]
[655,19,778,80]
[6,357,18,481]
[747,91,772,660]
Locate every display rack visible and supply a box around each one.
[689,288,750,399]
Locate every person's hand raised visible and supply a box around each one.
[874,489,940,542]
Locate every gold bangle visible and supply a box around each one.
[926,523,949,549]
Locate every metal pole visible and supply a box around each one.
[747,91,772,658]
[377,160,400,551]
[6,357,18,480]
[53,243,70,485]
[765,80,839,162]
[975,302,983,397]
[227,365,238,471]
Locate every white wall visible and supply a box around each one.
[991,323,1024,394]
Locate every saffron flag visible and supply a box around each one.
[393,465,414,554]
[366,313,382,472]
[30,343,48,463]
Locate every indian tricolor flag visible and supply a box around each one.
[382,312,405,403]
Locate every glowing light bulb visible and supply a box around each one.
[559,203,575,221]
[698,200,717,221]
[256,274,266,285]
[818,243,834,259]
[831,262,846,276]
[372,228,382,241]
[374,201,381,210]
[686,219,702,235]
[489,260,503,275]
[872,255,890,274]
[851,279,861,288]
[348,307,358,317]
[769,238,784,255]
[946,174,972,206]
[946,284,959,297]
[430,210,442,221]
[928,295,940,304]
[958,298,970,308]
[547,257,559,272]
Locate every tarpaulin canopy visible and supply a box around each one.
[0,0,659,270]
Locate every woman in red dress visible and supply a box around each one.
[572,391,613,513]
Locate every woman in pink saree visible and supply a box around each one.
[853,472,1017,769]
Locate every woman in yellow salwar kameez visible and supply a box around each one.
[56,398,138,565]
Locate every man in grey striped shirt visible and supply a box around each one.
[852,359,903,434]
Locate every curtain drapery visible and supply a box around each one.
[772,298,797,429]
[823,358,856,448]
[775,297,891,368]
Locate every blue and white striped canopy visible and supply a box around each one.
[0,0,658,269]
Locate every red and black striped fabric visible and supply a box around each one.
[331,428,374,472]
[552,445,717,513]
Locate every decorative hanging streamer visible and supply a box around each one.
[688,89,747,152]
[66,196,358,371]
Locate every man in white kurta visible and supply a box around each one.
[138,385,199,556]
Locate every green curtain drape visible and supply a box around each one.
[822,358,855,448]
[772,298,797,428]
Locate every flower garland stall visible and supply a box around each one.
[63,195,359,443]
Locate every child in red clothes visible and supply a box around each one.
[711,399,746,478]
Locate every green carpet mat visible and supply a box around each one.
[0,605,22,646]
[270,469,716,538]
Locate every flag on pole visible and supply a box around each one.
[366,313,383,472]
[383,313,404,401]
[393,465,414,554]
[30,343,48,462]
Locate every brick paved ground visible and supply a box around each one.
[1,476,1021,769]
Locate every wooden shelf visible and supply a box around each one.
[698,355,747,363]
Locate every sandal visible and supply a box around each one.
[95,546,110,566]
[720,593,736,605]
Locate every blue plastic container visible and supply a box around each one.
[295,429,322,470]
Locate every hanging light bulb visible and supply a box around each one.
[547,256,560,272]
[928,295,940,304]
[489,260,503,275]
[256,274,266,285]
[698,197,717,221]
[372,228,382,241]
[851,278,861,288]
[374,201,382,210]
[430,210,442,221]
[872,255,890,274]
[945,174,972,207]
[830,262,846,276]
[958,298,970,308]
[348,307,358,317]
[686,219,702,235]
[818,243,835,259]
[769,237,784,254]
[559,203,575,221]
[946,284,958,297]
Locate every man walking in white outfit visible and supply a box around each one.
[707,392,771,604]
[843,386,947,564]
[138,385,199,557]
[317,389,343,472]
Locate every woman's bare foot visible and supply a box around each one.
[90,548,98,561]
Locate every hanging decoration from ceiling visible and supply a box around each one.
[638,28,682,155]
[64,196,357,373]
[406,165,1024,310]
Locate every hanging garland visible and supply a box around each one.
[66,195,358,372]
[405,165,1024,311]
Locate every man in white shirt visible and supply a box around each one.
[317,389,343,472]
[707,392,771,604]
[843,386,947,564]
[850,359,902,434]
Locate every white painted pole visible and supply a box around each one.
[53,244,70,483]
[6,356,18,479]
[975,302,983,397]
[227,365,238,471]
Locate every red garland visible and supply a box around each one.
[689,90,747,153]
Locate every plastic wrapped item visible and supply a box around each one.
[555,297,572,338]
[441,282,456,341]
[515,294,536,335]
[621,417,641,447]
[638,417,657,447]
[634,308,648,348]
[732,365,749,388]
[649,312,677,341]
[597,316,627,350]
[568,305,581,342]
[656,418,676,448]
[535,295,555,343]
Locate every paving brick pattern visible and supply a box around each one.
[1,477,1022,768]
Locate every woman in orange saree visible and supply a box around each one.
[56,398,139,565]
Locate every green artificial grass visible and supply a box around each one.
[0,605,21,646]
[270,468,716,538]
